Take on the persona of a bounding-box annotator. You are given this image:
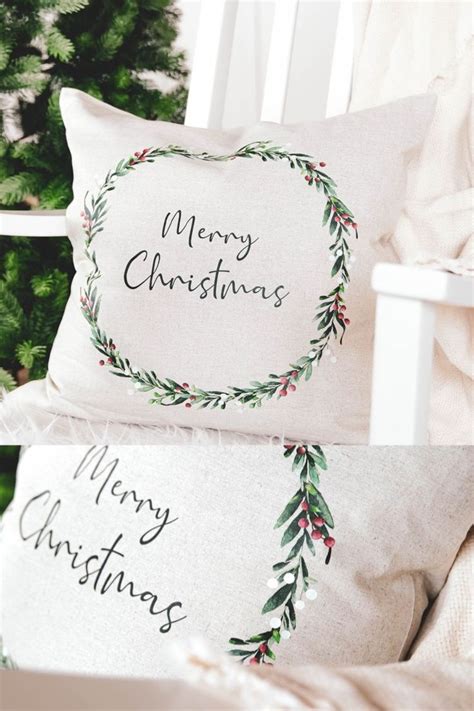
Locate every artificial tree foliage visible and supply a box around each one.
[0,445,19,514]
[0,0,188,388]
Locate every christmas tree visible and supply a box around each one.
[0,0,188,389]
[0,445,18,513]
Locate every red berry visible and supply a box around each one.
[284,444,293,449]
[107,357,113,364]
[301,500,309,511]
[279,377,289,385]
[304,175,311,181]
[99,360,105,366]
[182,382,189,389]
[249,657,260,666]
[344,221,350,226]
[334,216,340,222]
[344,318,351,325]
[340,305,346,311]
[297,446,306,455]
[313,516,324,526]
[291,370,298,377]
[298,517,309,528]
[289,384,296,392]
[190,395,196,401]
[341,213,349,219]
[311,529,323,540]
[279,389,288,397]
[353,223,358,229]
[324,537,335,548]
[111,344,116,349]
[319,161,326,167]
[258,643,267,654]
[185,403,192,408]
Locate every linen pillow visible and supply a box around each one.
[43,89,435,442]
[0,445,471,677]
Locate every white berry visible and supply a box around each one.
[305,589,318,601]
[283,573,295,584]
[267,578,278,589]
[270,617,281,629]
[281,630,291,640]
[295,600,305,610]
[330,356,337,364]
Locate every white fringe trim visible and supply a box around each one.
[169,637,305,710]
[0,387,285,445]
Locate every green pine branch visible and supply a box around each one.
[0,172,42,205]
[48,0,91,14]
[15,340,47,370]
[46,27,75,62]
[0,281,24,357]
[0,367,16,392]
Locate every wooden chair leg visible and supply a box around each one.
[369,293,436,445]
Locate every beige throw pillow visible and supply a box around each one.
[1,445,470,677]
[42,89,435,442]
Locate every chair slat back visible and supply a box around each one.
[325,0,353,118]
[185,0,353,130]
[184,0,238,129]
[260,0,299,123]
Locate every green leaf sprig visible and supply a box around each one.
[228,443,335,665]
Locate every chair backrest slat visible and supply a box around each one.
[186,0,353,130]
[184,0,238,129]
[325,0,353,118]
[260,0,299,124]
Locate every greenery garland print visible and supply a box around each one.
[228,443,334,665]
[80,141,358,410]
[0,637,16,670]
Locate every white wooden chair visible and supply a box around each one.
[1,0,472,445]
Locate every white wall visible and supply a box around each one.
[175,0,341,127]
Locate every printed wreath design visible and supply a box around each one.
[228,443,334,665]
[80,141,358,410]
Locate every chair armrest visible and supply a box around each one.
[369,262,472,445]
[372,263,473,308]
[0,209,67,237]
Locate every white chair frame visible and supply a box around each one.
[1,0,472,445]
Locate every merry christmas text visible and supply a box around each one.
[122,209,290,308]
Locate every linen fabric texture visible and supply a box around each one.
[36,88,435,442]
[1,445,471,679]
